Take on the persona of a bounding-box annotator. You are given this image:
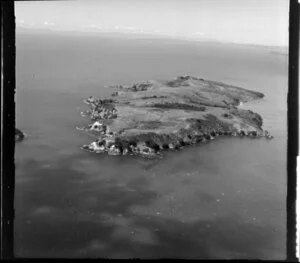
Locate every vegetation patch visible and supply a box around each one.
[152,103,206,111]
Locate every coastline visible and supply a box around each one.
[78,75,273,157]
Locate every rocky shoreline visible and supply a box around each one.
[77,75,273,157]
[15,128,25,142]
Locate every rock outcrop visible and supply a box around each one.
[15,128,25,142]
[77,75,272,157]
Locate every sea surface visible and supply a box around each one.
[15,31,288,259]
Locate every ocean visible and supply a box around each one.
[14,30,288,259]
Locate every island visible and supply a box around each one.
[77,75,273,157]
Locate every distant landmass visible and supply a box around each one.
[15,26,288,53]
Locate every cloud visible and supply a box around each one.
[84,24,102,29]
[113,25,138,31]
[193,32,206,36]
[16,20,36,28]
[43,21,55,26]
[122,26,137,30]
[80,24,105,32]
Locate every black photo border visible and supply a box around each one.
[1,0,299,260]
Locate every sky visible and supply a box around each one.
[15,0,289,46]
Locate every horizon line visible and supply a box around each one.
[15,25,289,49]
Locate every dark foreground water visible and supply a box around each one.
[15,31,288,259]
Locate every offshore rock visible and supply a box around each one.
[15,128,25,142]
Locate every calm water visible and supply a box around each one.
[15,31,288,259]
